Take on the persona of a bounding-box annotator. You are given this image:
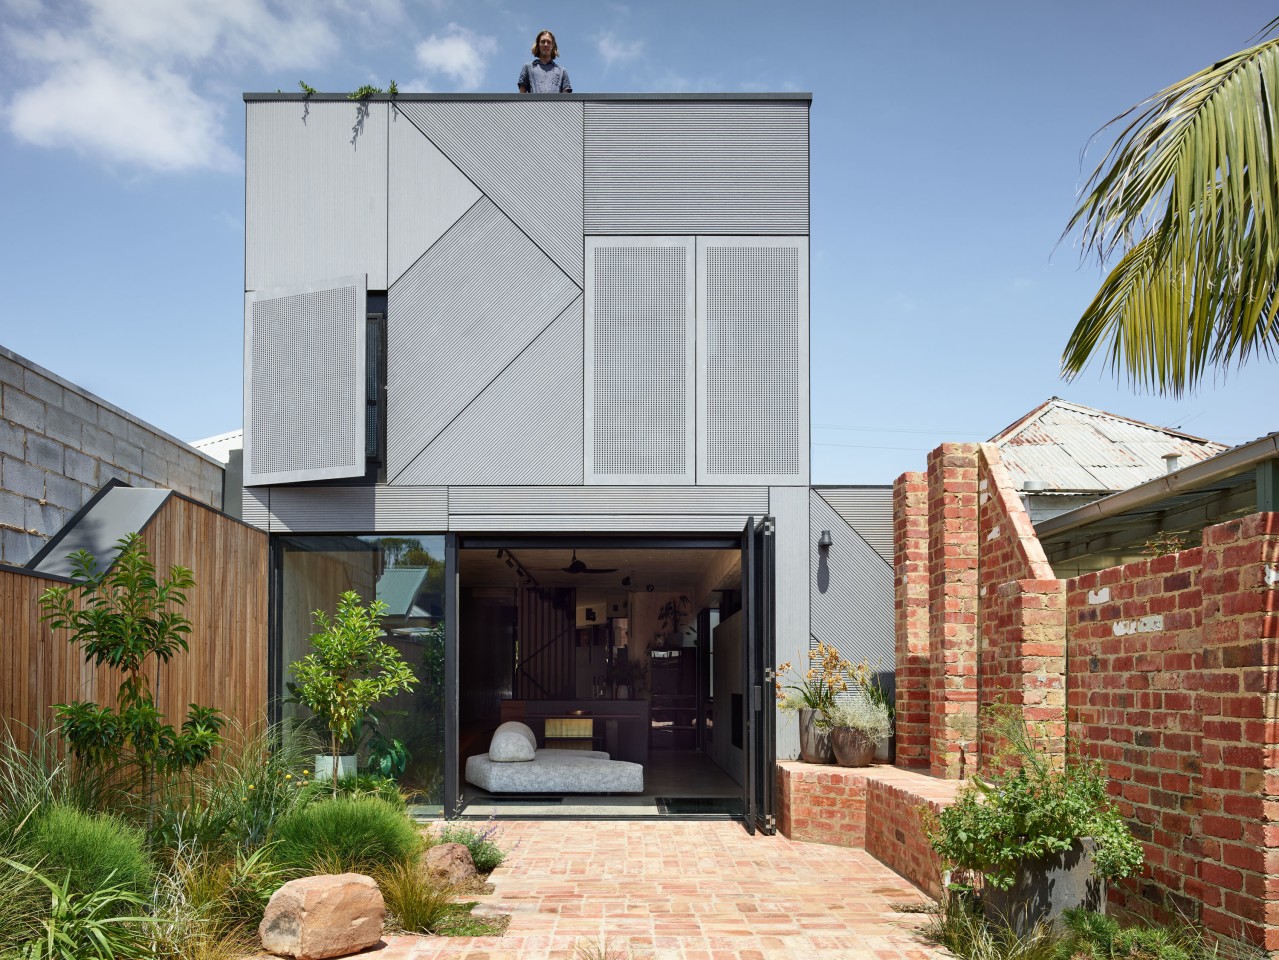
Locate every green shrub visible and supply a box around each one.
[435,822,505,873]
[926,897,1060,960]
[374,860,456,933]
[1055,908,1205,960]
[0,725,111,837]
[3,859,155,960]
[299,773,405,810]
[271,796,422,875]
[23,805,154,898]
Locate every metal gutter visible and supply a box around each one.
[243,92,812,103]
[1035,432,1279,540]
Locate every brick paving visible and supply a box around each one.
[334,819,946,960]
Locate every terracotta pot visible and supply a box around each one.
[830,726,876,767]
[798,708,834,764]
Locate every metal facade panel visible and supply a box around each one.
[813,487,894,563]
[697,238,809,485]
[394,297,585,485]
[770,486,811,761]
[397,101,584,285]
[385,198,580,480]
[583,101,808,234]
[387,108,482,286]
[244,277,366,486]
[809,490,895,681]
[264,484,447,532]
[447,485,769,514]
[245,102,388,291]
[242,487,270,530]
[585,237,696,485]
[448,514,750,533]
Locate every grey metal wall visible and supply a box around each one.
[246,102,388,291]
[808,490,894,681]
[813,487,894,564]
[583,101,809,234]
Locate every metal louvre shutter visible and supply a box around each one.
[244,276,367,486]
[698,238,809,485]
[585,238,695,484]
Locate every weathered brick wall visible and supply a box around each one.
[893,471,930,769]
[776,762,959,898]
[1067,548,1205,924]
[926,444,980,778]
[0,346,223,565]
[977,447,1066,764]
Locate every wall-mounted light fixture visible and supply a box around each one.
[818,530,833,551]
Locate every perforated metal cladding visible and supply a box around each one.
[584,102,808,234]
[245,279,365,485]
[587,241,695,483]
[700,241,807,483]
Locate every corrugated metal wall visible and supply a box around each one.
[813,487,894,564]
[808,490,895,689]
[583,102,808,234]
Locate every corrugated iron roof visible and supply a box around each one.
[189,428,243,465]
[990,398,1227,493]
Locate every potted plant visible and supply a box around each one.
[606,655,645,699]
[826,698,892,767]
[920,705,1144,934]
[774,642,852,763]
[289,591,419,797]
[849,660,895,763]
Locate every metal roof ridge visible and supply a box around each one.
[1034,431,1279,540]
[243,91,813,103]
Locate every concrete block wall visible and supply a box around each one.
[0,346,224,565]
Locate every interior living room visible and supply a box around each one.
[456,541,747,818]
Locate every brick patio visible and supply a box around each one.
[271,819,945,960]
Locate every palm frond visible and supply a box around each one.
[1063,27,1279,394]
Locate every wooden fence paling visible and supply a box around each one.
[0,494,268,751]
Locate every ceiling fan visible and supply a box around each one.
[561,549,618,575]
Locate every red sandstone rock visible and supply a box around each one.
[259,873,385,960]
[426,842,477,886]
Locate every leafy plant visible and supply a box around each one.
[774,641,852,723]
[298,80,316,95]
[1053,908,1211,960]
[387,80,398,96]
[348,84,384,99]
[4,859,156,960]
[926,895,1060,960]
[38,534,224,812]
[921,705,1143,891]
[435,821,505,873]
[826,699,892,740]
[0,724,109,838]
[1143,531,1186,558]
[23,805,154,898]
[289,591,418,798]
[271,795,423,876]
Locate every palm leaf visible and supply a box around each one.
[1063,22,1279,394]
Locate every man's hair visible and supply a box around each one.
[531,30,559,58]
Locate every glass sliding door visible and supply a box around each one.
[277,534,447,812]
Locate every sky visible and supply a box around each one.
[1,0,1276,485]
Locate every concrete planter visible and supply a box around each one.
[314,754,358,782]
[983,838,1104,935]
[798,708,833,764]
[830,726,875,766]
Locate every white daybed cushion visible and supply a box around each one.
[488,721,537,762]
[465,749,644,793]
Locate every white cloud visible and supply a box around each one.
[595,31,643,68]
[10,59,238,171]
[414,23,495,91]
[3,0,338,172]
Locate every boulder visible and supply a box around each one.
[426,842,477,886]
[259,873,385,960]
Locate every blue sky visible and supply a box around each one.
[1,0,1275,484]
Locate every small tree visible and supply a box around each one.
[38,533,225,808]
[289,591,418,798]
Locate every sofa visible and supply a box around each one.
[464,721,644,794]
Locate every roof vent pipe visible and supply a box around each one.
[1163,453,1182,474]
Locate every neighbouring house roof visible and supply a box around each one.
[190,429,243,465]
[989,397,1227,494]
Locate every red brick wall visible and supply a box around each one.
[775,761,867,847]
[926,444,980,778]
[894,472,930,769]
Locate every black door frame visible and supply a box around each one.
[741,515,777,835]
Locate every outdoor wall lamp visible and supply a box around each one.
[817,530,833,551]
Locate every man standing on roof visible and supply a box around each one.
[518,30,572,93]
